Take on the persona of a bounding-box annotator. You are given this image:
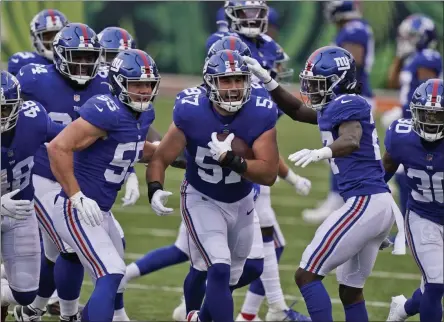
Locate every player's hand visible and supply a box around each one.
[288,147,332,168]
[122,172,140,207]
[70,191,103,227]
[151,190,174,216]
[395,40,415,60]
[1,189,33,220]
[293,175,312,196]
[208,132,234,162]
[242,56,272,84]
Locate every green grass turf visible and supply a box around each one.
[15,97,422,321]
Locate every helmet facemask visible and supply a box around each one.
[299,70,350,110]
[32,29,60,61]
[226,4,268,38]
[205,72,252,112]
[55,47,102,85]
[411,103,444,142]
[0,89,22,133]
[113,74,161,112]
[272,53,294,83]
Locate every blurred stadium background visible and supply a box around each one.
[1,1,443,321]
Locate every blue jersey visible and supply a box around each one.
[399,49,442,118]
[16,63,110,181]
[318,94,388,200]
[335,19,375,99]
[176,83,283,118]
[206,32,281,71]
[60,94,154,212]
[8,51,51,76]
[1,101,64,201]
[173,94,277,203]
[385,119,444,224]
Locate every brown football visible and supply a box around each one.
[217,133,255,160]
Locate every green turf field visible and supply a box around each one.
[55,97,423,321]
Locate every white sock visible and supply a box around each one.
[261,241,288,311]
[113,307,130,321]
[240,290,265,316]
[125,262,141,281]
[31,295,51,311]
[60,298,79,317]
[0,265,6,279]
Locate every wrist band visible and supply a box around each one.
[148,181,163,203]
[220,151,247,174]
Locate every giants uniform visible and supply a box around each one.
[1,102,63,293]
[385,118,444,285]
[399,49,442,119]
[301,94,396,287]
[52,94,154,280]
[16,63,110,261]
[335,18,375,104]
[174,94,277,284]
[8,52,50,76]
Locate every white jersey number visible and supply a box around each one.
[1,156,34,194]
[321,131,339,174]
[105,142,144,184]
[195,146,241,184]
[407,169,443,204]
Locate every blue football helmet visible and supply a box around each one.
[207,36,251,61]
[324,1,362,23]
[97,27,137,66]
[224,1,269,38]
[1,71,22,133]
[410,79,444,142]
[30,9,69,61]
[203,49,252,112]
[109,49,161,112]
[299,46,357,110]
[53,23,102,85]
[397,14,438,56]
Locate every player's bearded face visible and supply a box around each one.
[300,77,325,106]
[416,108,444,134]
[69,51,100,76]
[216,75,247,102]
[127,81,155,103]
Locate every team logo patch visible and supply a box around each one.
[74,94,80,102]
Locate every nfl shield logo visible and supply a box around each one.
[74,94,80,102]
[426,154,433,161]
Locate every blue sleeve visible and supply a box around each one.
[264,104,278,132]
[15,65,39,101]
[46,119,65,141]
[176,87,206,101]
[8,55,22,76]
[173,100,188,132]
[78,95,119,131]
[336,24,368,47]
[383,124,398,182]
[414,52,443,75]
[330,97,371,128]
[216,7,227,28]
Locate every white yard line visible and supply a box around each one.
[124,252,421,281]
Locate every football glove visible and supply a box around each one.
[1,189,33,220]
[70,191,103,227]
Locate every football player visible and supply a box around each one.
[46,48,160,321]
[245,46,406,322]
[146,50,279,322]
[385,79,444,322]
[97,26,137,66]
[302,0,376,224]
[382,14,441,222]
[0,71,64,321]
[13,23,113,321]
[8,9,68,76]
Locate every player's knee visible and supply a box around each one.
[261,226,274,238]
[11,289,37,306]
[60,251,81,264]
[243,258,264,282]
[208,263,231,283]
[339,284,364,306]
[294,267,319,288]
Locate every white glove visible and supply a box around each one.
[242,56,278,91]
[396,40,415,60]
[207,132,234,162]
[122,172,140,207]
[1,189,33,220]
[289,147,332,168]
[293,175,312,196]
[151,190,174,216]
[70,191,103,227]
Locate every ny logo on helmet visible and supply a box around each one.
[110,58,123,72]
[334,57,350,71]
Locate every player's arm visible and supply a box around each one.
[382,151,400,183]
[387,57,404,89]
[47,118,106,197]
[146,126,162,143]
[45,119,66,142]
[328,120,362,157]
[146,122,186,187]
